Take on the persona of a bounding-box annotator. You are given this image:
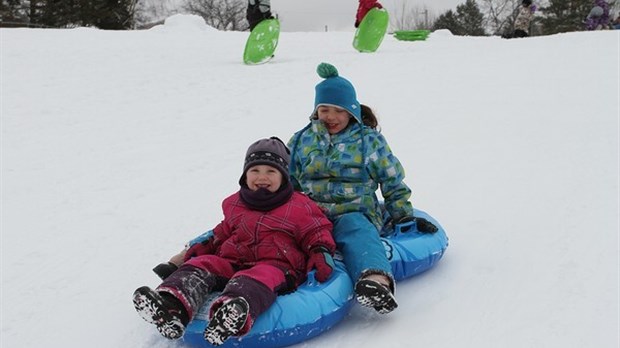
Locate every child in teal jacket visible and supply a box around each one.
[288,63,437,314]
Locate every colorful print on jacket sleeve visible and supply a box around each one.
[365,132,413,222]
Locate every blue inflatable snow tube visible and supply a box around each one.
[383,208,449,281]
[183,208,448,348]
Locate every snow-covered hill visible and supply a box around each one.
[2,15,619,348]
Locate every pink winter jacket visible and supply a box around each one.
[209,191,335,286]
[356,0,383,27]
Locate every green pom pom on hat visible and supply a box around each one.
[317,62,339,79]
[313,62,361,123]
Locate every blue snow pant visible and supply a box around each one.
[332,213,394,288]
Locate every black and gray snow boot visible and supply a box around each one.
[204,297,250,346]
[355,279,398,314]
[132,286,189,339]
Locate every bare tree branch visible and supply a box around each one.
[183,0,247,31]
[390,0,436,30]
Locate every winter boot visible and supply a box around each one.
[355,278,398,314]
[204,297,250,346]
[132,286,189,339]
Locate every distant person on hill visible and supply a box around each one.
[584,0,611,30]
[613,13,620,29]
[246,0,273,30]
[355,0,384,27]
[503,0,536,38]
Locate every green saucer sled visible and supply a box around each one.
[352,8,389,53]
[243,19,280,65]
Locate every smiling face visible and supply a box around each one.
[245,164,283,192]
[317,105,352,134]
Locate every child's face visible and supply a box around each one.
[245,164,283,192]
[317,105,351,134]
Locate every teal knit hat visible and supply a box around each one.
[313,62,361,123]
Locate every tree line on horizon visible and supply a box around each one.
[1,0,618,36]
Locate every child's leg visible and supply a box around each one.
[332,212,393,285]
[133,286,189,339]
[205,264,287,344]
[332,213,398,313]
[133,255,235,339]
[158,255,235,318]
[211,264,287,330]
[513,29,529,38]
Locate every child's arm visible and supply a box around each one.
[183,225,227,261]
[152,230,215,280]
[367,133,414,221]
[297,200,337,282]
[287,134,304,192]
[306,246,335,282]
[296,200,336,255]
[152,248,186,280]
[169,248,187,266]
[368,134,438,233]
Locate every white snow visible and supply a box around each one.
[1,16,619,348]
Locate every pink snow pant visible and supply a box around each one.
[161,255,288,334]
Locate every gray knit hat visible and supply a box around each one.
[239,137,290,186]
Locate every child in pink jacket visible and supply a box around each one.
[133,137,335,346]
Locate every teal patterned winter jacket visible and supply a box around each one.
[288,119,413,231]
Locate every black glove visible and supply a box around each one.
[394,216,438,234]
[415,217,438,233]
[394,216,416,232]
[152,262,178,280]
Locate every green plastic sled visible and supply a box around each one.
[352,8,389,53]
[243,19,280,65]
[393,30,431,41]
